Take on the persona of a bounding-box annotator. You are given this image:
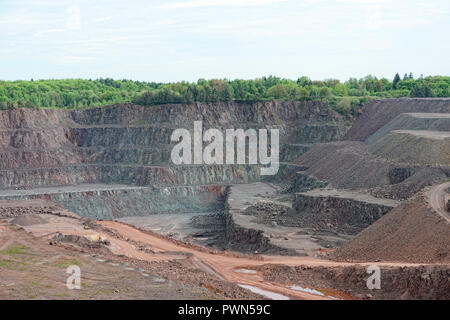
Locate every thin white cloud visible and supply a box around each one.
[0,13,47,26]
[34,28,65,36]
[337,0,385,3]
[367,6,382,29]
[92,16,113,23]
[60,55,93,64]
[66,5,81,30]
[160,0,287,9]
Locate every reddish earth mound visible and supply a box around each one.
[331,192,450,264]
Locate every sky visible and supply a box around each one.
[0,0,449,82]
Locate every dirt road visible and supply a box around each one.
[3,206,442,300]
[99,220,430,300]
[0,221,221,300]
[428,182,450,222]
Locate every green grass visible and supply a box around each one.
[31,280,52,289]
[0,246,31,270]
[2,245,28,255]
[438,178,450,184]
[53,258,80,268]
[93,290,106,296]
[0,258,28,271]
[0,259,15,268]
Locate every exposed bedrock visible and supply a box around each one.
[223,183,351,256]
[66,126,174,147]
[267,163,308,181]
[0,108,66,129]
[0,184,227,220]
[0,164,263,189]
[224,210,282,254]
[223,186,293,255]
[281,171,328,194]
[292,189,400,235]
[0,128,70,149]
[286,123,348,144]
[68,101,344,127]
[279,144,311,162]
[388,167,416,184]
[0,101,347,189]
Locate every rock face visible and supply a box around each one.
[292,189,400,235]
[222,182,352,256]
[0,101,346,189]
[0,184,227,220]
[282,172,328,194]
[0,101,346,222]
[223,184,295,255]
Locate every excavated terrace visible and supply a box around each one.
[0,101,348,251]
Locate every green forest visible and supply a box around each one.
[1,74,449,118]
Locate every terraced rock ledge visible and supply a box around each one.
[293,189,400,235]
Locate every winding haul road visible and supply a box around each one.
[98,220,428,300]
[428,182,450,223]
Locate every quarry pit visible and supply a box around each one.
[0,99,449,300]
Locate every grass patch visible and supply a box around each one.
[53,258,80,268]
[2,245,28,255]
[129,120,146,126]
[438,178,450,184]
[0,258,28,271]
[31,280,52,289]
[93,290,106,296]
[0,259,15,269]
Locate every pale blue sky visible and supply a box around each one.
[0,0,449,82]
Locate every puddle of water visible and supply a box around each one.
[238,284,289,300]
[287,285,339,299]
[235,269,257,274]
[153,276,166,283]
[288,285,324,296]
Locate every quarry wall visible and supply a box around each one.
[0,185,227,220]
[292,190,400,235]
[0,101,347,189]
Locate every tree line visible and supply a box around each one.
[0,75,449,118]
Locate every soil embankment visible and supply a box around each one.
[332,185,450,264]
[344,98,450,141]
